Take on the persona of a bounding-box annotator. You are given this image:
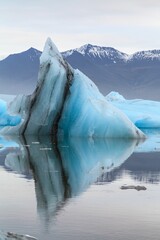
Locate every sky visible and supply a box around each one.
[1,0,160,58]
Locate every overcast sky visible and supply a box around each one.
[1,0,160,57]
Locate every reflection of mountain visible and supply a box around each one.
[1,136,137,223]
[99,152,160,184]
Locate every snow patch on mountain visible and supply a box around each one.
[62,44,129,63]
[128,50,160,62]
[62,44,160,63]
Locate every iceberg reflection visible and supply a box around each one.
[98,129,160,184]
[1,136,139,222]
[135,129,160,153]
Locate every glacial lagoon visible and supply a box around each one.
[0,129,160,240]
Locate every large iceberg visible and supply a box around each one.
[106,91,160,129]
[0,39,145,138]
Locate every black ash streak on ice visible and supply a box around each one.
[19,55,74,191]
[0,38,146,139]
[51,59,73,143]
[21,62,51,136]
[12,134,72,221]
[1,40,159,240]
[20,44,74,140]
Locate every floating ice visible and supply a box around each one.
[0,38,144,138]
[0,98,21,127]
[106,91,160,129]
[106,91,125,102]
[0,94,16,105]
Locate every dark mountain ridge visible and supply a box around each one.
[0,48,41,94]
[0,44,160,100]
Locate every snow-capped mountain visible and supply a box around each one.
[128,50,160,64]
[62,44,160,100]
[63,44,160,64]
[63,44,128,64]
[0,44,160,100]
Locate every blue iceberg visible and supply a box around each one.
[0,98,21,127]
[106,91,160,129]
[0,39,145,138]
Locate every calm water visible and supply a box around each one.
[0,130,160,240]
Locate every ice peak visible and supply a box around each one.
[106,91,126,102]
[43,37,61,58]
[41,38,63,63]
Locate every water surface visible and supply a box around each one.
[0,130,160,240]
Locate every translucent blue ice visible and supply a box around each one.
[0,39,145,138]
[0,98,21,127]
[106,91,160,129]
[58,70,145,138]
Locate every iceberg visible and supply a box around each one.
[0,94,16,105]
[0,98,21,127]
[106,91,160,129]
[0,38,144,138]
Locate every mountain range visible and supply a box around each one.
[0,44,160,100]
[0,48,41,95]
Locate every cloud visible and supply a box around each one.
[1,0,160,54]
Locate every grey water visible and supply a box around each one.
[0,130,160,240]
